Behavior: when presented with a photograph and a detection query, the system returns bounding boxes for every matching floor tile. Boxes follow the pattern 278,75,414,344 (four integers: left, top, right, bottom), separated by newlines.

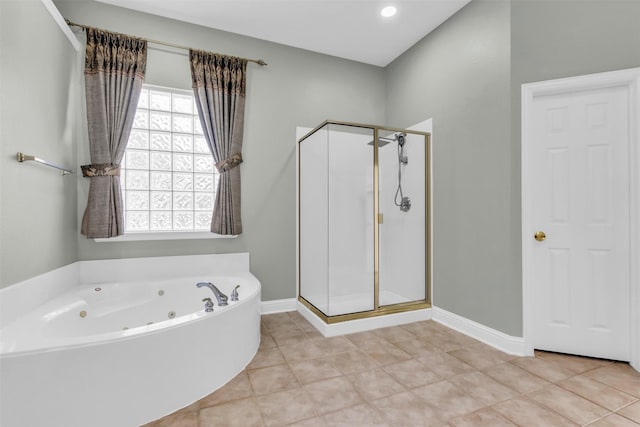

271,331,309,347
528,383,609,425
312,336,358,354
399,320,441,337
425,331,472,352
347,368,406,401
509,356,576,382
199,397,264,427
345,331,390,352
373,325,417,343
383,358,442,388
255,388,317,427
586,364,640,398
324,350,379,374
303,328,325,341
303,376,364,415
289,357,343,384
558,374,637,411
287,417,326,427
412,380,485,420
144,407,199,427
617,401,640,424
278,340,325,362
199,371,253,408
246,347,286,370
365,342,413,365
448,371,518,405
535,350,611,374
418,350,475,378
589,413,640,427
371,391,445,426
447,344,512,370
262,313,297,331
247,364,300,395
483,361,550,394
448,407,516,427
286,311,307,323
323,403,390,427
492,396,579,427
394,336,439,357
259,333,277,350
151,315,640,427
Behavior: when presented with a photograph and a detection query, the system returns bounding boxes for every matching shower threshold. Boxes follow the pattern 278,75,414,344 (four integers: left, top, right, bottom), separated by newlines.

308,290,413,317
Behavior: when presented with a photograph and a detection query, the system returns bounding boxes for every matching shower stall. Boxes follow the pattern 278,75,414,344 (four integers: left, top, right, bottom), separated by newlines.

298,120,431,324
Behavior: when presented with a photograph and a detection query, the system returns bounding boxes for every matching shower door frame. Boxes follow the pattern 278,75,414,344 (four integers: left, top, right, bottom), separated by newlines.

297,120,432,324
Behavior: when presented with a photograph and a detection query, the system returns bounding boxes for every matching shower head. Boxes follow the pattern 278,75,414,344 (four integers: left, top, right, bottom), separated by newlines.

367,134,403,148
397,133,406,147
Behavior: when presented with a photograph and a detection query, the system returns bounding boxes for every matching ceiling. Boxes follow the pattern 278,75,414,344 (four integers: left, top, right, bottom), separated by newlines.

95,0,472,67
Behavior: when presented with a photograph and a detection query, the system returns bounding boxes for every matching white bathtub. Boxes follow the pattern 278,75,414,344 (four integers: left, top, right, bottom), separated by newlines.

0,253,261,427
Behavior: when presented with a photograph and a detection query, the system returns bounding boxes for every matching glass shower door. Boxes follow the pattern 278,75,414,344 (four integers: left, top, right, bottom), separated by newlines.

326,124,375,316
377,131,427,306
299,123,375,317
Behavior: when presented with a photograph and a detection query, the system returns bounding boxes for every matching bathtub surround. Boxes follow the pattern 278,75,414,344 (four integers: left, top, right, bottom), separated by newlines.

190,50,247,235
81,27,147,238
0,253,261,427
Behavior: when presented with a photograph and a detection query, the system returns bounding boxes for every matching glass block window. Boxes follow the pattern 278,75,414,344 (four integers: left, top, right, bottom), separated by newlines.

121,85,218,233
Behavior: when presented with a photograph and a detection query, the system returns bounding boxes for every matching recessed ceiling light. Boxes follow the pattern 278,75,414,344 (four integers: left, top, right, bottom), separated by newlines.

380,6,397,18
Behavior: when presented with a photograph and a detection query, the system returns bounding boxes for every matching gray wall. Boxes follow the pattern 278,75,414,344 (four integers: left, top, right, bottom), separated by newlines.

385,0,517,335
510,0,640,293
0,0,79,287
386,0,640,336
53,0,386,300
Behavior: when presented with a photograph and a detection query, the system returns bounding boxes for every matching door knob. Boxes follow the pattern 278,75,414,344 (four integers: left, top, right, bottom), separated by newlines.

534,231,546,242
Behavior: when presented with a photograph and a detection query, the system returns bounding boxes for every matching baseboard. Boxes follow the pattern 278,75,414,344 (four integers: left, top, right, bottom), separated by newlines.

261,298,297,314
432,306,526,356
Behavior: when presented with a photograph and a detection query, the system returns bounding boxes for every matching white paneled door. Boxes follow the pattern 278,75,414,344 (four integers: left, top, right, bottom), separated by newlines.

527,85,631,361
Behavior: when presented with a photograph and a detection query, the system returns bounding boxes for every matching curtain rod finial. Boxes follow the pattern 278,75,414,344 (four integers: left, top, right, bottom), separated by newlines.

257,59,267,66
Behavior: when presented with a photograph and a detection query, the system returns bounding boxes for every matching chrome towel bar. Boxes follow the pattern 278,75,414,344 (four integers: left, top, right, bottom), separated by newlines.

16,152,73,175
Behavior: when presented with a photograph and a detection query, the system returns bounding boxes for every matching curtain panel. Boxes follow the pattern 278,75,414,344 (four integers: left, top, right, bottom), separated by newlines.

190,50,247,235
80,28,146,238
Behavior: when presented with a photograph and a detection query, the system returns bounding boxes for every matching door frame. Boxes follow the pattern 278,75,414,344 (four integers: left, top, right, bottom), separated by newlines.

521,67,640,371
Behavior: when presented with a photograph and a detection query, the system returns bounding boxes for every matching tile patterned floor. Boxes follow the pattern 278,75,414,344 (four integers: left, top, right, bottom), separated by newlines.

143,312,640,427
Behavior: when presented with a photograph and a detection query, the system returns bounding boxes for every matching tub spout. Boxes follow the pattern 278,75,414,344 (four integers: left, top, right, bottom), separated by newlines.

196,282,228,306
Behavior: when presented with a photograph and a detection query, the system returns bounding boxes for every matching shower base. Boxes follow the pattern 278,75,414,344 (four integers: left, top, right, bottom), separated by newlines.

297,291,431,337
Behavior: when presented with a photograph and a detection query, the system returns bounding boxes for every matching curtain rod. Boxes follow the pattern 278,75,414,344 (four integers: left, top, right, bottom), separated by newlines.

65,19,268,66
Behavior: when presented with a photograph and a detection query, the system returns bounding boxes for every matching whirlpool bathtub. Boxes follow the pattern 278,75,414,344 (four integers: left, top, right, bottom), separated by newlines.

0,253,261,427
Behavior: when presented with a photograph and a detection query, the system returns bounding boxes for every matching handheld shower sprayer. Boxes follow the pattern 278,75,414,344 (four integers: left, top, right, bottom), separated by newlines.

394,133,411,212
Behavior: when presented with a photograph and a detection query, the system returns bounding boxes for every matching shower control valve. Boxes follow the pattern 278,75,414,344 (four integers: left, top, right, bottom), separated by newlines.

400,197,411,212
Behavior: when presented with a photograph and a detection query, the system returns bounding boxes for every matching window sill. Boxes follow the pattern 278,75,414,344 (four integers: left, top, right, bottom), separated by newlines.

93,232,237,242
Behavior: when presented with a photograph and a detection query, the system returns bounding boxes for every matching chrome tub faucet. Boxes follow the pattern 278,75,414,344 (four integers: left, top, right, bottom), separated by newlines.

196,282,228,306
